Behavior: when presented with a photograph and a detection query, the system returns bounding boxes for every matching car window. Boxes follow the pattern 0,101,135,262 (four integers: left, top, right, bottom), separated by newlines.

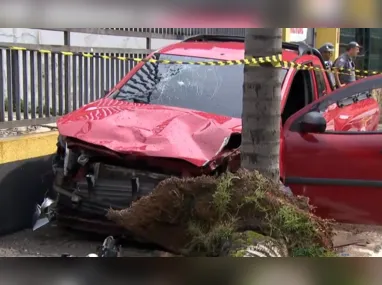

322,89,380,132
314,70,326,97
290,85,382,133
110,54,288,118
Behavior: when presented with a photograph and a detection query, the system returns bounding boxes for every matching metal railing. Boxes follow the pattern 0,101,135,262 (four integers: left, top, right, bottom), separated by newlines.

0,28,245,128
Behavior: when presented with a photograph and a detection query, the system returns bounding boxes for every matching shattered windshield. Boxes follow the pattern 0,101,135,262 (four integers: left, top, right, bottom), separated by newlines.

110,54,288,118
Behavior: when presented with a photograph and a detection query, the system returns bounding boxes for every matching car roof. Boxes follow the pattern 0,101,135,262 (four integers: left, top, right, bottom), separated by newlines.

158,41,300,62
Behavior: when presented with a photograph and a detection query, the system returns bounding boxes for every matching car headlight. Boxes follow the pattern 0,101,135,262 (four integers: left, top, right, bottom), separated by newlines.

58,135,67,149
63,143,70,176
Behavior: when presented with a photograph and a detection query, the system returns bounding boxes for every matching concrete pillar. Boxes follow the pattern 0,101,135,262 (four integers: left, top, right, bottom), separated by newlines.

282,28,290,42
315,28,340,61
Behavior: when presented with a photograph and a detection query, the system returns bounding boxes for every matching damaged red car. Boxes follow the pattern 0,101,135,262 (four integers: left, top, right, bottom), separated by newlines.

42,35,382,234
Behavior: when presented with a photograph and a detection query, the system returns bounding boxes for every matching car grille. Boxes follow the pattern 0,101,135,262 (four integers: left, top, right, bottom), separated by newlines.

57,163,172,218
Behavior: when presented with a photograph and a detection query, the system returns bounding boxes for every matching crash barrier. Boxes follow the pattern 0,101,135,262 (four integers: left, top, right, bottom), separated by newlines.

2,45,380,76
0,132,58,236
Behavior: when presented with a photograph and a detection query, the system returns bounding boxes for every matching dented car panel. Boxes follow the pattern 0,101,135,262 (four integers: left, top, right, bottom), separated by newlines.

57,98,241,168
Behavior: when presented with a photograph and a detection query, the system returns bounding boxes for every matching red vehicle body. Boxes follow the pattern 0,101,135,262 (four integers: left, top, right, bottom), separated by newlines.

51,35,382,233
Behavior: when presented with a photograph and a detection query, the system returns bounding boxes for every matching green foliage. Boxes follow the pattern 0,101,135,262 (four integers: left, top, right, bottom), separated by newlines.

292,246,337,257
4,97,54,115
186,217,237,257
272,204,316,245
212,174,236,219
4,97,29,113
185,173,239,256
230,249,247,257
184,170,333,257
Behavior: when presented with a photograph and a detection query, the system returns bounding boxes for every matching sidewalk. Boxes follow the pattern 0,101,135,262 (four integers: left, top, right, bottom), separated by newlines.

334,224,382,257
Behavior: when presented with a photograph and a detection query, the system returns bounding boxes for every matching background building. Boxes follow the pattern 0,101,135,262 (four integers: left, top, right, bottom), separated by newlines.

339,28,382,72
286,28,382,74
313,28,382,73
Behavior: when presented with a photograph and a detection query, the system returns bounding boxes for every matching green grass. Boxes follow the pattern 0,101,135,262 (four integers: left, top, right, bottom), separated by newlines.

292,246,337,257
183,170,334,257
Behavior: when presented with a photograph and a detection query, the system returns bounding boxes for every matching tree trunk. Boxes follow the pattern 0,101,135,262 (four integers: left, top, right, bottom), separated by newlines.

241,28,282,183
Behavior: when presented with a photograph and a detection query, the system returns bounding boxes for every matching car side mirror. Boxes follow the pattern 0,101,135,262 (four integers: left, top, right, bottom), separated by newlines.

300,111,326,133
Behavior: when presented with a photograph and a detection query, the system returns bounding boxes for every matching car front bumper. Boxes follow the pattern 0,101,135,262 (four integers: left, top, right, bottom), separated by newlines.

50,163,172,234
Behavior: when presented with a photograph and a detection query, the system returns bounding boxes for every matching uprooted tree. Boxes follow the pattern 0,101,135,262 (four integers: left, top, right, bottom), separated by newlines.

108,171,334,256
107,29,335,256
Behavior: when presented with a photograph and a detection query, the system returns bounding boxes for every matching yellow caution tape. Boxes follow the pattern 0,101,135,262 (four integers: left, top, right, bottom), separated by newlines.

0,45,375,78
4,45,282,67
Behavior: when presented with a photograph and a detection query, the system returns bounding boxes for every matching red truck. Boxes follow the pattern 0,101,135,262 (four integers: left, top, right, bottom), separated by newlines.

43,35,382,233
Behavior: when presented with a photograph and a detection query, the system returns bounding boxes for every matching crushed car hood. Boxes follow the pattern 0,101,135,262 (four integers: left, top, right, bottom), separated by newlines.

57,98,241,167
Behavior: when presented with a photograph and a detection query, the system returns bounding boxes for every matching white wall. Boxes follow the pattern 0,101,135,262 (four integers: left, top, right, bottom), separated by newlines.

0,28,181,115
0,28,180,49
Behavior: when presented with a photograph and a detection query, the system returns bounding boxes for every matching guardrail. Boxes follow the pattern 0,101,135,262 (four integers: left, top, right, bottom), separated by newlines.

0,28,246,128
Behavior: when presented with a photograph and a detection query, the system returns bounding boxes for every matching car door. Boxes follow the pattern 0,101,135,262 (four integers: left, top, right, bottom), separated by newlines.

282,75,382,225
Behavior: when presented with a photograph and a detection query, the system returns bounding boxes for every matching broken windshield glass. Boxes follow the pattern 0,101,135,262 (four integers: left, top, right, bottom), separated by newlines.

110,54,288,118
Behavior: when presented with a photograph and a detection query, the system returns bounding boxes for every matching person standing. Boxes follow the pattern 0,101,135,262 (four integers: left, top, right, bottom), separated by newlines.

333,41,361,88
318,43,336,87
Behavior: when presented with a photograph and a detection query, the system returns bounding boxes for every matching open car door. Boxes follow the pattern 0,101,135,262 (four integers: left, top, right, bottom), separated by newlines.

282,74,382,225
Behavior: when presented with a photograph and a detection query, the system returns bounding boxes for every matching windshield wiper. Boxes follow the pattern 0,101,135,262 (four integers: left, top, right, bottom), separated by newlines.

109,89,150,104
131,98,149,104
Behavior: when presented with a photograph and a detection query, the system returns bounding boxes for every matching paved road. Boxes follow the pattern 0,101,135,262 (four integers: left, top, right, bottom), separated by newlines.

2,221,382,257
0,223,163,257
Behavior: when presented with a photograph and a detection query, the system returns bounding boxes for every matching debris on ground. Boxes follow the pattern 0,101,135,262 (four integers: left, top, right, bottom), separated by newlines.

0,126,39,138
0,224,171,257
108,169,335,257
61,236,122,257
333,224,382,257
0,124,57,138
